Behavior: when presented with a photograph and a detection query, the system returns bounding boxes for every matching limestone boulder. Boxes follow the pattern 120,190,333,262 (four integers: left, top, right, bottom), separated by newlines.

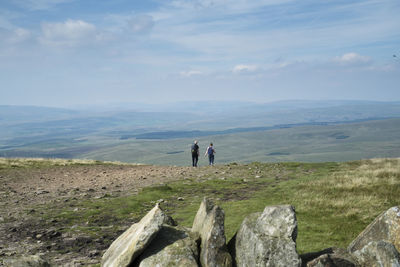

192,197,232,267
304,247,357,267
2,255,50,267
351,240,400,267
348,206,400,253
231,205,301,267
101,204,166,267
135,225,200,267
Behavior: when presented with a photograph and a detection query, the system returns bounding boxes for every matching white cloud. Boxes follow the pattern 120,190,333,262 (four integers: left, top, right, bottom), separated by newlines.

129,15,154,33
334,53,371,64
179,70,203,77
233,64,258,74
39,19,98,46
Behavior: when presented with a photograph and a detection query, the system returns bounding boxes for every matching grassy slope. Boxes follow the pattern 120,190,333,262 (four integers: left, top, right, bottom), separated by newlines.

3,157,399,255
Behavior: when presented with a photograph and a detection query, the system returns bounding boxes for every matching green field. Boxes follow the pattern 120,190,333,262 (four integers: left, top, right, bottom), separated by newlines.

1,118,400,166
1,101,400,166
78,118,400,165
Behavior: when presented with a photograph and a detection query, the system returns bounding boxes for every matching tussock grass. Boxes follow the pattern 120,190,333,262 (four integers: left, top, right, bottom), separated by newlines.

289,158,400,252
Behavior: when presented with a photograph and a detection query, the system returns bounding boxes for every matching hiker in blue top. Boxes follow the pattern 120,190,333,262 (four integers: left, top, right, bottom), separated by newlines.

204,143,215,166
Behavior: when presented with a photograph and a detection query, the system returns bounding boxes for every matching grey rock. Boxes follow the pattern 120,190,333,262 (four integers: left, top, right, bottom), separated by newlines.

352,240,400,267
231,205,301,267
304,247,357,267
101,204,166,267
135,225,200,267
2,255,50,267
192,197,232,267
348,206,400,253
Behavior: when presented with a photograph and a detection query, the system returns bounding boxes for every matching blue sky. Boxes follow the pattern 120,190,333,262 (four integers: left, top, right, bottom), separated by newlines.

1,0,399,107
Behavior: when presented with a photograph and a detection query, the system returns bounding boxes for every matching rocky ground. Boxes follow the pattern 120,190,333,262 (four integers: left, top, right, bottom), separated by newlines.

0,163,206,266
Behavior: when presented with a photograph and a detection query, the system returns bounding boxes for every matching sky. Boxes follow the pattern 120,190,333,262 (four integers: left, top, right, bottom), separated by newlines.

0,0,400,107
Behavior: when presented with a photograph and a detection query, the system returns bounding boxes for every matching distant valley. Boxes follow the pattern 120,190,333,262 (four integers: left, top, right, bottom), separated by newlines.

1,100,400,165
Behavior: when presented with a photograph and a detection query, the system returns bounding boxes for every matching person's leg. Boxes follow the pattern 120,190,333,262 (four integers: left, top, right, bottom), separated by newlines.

211,155,214,165
194,154,198,167
192,154,195,166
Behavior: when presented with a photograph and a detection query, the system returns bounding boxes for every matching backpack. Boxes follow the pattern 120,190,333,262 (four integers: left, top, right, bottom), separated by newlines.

207,146,214,155
191,144,198,154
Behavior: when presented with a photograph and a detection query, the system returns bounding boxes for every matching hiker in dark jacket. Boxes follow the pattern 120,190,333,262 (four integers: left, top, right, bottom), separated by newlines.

204,143,215,166
191,140,199,167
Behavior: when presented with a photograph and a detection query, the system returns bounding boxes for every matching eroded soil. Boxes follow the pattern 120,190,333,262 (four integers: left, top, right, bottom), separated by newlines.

0,164,202,266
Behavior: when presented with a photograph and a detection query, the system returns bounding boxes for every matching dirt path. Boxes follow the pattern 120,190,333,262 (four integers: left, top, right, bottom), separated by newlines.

0,164,202,266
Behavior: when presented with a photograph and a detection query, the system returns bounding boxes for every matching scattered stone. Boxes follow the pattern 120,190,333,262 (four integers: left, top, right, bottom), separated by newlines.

348,206,400,253
230,205,301,267
177,197,184,201
101,204,166,267
192,197,232,267
35,190,49,195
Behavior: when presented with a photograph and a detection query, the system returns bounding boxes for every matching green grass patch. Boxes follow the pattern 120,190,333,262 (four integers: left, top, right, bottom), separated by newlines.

34,159,400,254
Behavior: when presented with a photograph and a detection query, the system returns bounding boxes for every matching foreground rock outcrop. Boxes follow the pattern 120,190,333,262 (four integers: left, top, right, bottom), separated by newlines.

347,206,400,267
229,205,301,267
304,247,357,267
101,204,166,267
352,240,400,267
100,201,400,267
135,225,199,267
192,197,232,267
348,206,400,253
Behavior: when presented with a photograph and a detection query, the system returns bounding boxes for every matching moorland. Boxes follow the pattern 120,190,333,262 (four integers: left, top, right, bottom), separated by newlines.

0,157,399,265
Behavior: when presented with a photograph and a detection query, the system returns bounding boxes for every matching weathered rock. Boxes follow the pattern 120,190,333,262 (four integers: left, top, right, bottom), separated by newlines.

2,255,50,267
192,197,232,267
135,225,200,267
352,240,400,267
231,205,301,267
348,206,400,253
101,204,166,267
304,247,357,267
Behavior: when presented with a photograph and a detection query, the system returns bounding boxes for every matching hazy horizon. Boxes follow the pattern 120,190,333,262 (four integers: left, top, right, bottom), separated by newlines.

1,0,400,107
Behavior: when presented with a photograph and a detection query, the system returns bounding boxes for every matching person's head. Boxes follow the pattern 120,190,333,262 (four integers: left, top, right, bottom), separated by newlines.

194,140,198,144
210,143,213,146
